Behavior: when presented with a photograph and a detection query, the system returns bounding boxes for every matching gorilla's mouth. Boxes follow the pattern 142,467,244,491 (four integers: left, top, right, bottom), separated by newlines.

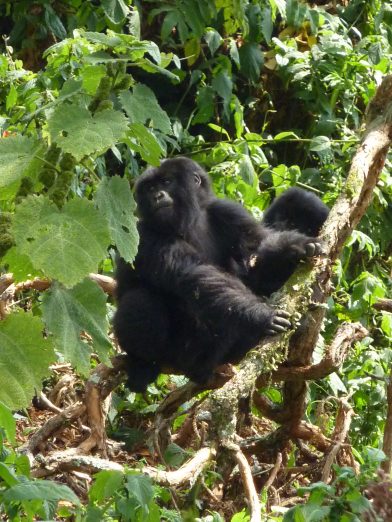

153,201,173,211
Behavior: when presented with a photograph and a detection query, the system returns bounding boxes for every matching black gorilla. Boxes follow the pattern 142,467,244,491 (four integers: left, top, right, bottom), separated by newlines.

114,157,329,392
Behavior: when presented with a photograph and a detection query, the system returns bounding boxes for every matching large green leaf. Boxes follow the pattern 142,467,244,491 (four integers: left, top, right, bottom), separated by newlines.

95,176,139,263
0,313,55,409
12,196,110,287
120,84,172,134
125,472,154,508
42,279,111,374
238,42,264,84
0,135,40,190
126,123,164,166
47,103,128,161
89,470,124,502
3,480,80,504
102,0,129,24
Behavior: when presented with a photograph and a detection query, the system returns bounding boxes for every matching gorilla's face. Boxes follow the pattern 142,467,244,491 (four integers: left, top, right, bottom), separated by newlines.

135,157,213,229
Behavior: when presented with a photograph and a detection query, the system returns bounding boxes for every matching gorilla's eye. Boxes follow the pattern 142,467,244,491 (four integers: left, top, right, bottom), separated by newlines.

162,178,172,186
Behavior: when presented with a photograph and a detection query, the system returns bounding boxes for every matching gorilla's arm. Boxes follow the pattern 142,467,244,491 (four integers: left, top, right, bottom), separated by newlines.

207,195,326,297
136,233,290,335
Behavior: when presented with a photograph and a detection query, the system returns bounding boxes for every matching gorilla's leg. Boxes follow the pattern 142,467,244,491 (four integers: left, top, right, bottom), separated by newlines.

113,288,170,392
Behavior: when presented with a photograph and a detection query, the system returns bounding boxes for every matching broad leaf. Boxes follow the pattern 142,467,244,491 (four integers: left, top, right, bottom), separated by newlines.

238,42,264,84
89,470,124,502
95,176,139,263
42,279,111,374
0,313,54,409
3,480,80,505
0,402,16,443
204,28,222,55
0,135,40,190
126,123,164,166
102,0,129,24
125,472,154,508
12,196,110,287
120,84,172,134
47,103,128,161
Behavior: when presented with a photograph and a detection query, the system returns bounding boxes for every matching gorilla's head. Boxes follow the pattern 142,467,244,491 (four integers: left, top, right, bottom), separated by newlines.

135,157,213,230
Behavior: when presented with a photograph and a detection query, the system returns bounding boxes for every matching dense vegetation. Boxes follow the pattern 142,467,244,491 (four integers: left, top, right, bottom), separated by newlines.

0,0,391,520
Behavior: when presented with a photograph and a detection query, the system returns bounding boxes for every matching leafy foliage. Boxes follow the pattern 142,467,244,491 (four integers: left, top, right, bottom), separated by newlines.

0,0,391,518
0,313,54,409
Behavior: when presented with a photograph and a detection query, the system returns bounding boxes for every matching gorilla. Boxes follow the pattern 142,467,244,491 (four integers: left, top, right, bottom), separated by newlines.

114,157,329,392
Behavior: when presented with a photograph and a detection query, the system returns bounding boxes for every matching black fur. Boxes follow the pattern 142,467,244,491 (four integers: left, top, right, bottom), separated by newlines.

114,158,329,392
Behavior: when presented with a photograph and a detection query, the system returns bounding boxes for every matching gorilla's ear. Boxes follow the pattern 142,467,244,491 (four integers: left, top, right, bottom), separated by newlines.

193,172,202,186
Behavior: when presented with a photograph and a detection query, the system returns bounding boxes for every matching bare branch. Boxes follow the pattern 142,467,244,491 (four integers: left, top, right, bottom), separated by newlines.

321,398,355,482
234,447,262,522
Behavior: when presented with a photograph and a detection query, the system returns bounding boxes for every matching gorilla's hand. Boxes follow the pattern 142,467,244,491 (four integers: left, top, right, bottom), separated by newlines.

265,309,291,335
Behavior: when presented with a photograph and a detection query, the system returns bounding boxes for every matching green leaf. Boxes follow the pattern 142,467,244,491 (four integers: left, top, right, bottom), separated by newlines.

126,123,164,166
161,10,179,40
163,443,188,468
0,135,40,190
0,312,55,409
44,5,67,40
238,155,256,186
274,131,299,140
204,28,222,55
211,70,233,117
89,470,124,502
47,103,128,161
42,279,111,374
381,312,392,337
2,246,39,282
95,176,139,263
3,480,80,505
6,84,17,111
309,136,331,152
184,37,201,66
12,196,110,287
120,84,172,134
193,86,215,124
0,462,19,486
238,42,264,84
102,0,129,24
125,472,154,508
81,65,107,95
261,7,273,43
231,510,250,522
0,402,16,443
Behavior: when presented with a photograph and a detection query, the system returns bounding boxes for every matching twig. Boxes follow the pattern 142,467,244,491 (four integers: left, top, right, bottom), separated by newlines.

2,273,116,297
382,365,392,474
321,397,355,482
262,452,282,493
19,402,86,461
37,391,62,413
233,446,261,522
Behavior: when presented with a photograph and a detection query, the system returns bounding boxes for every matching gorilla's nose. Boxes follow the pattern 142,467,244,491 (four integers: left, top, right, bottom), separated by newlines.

155,191,165,201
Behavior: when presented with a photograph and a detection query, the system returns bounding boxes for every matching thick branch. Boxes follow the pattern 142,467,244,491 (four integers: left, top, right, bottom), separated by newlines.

33,446,216,487
205,74,392,445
